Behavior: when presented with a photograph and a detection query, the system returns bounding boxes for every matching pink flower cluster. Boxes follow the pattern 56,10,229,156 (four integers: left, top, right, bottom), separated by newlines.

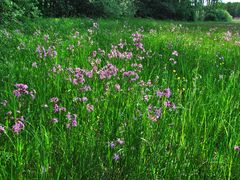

108,45,133,59
50,97,66,113
91,48,106,58
67,67,93,85
66,112,78,128
13,84,34,98
98,63,118,80
172,50,179,57
122,71,139,82
49,97,82,127
118,39,127,49
109,138,125,161
73,97,88,102
52,64,63,73
224,31,232,41
67,44,75,52
86,104,94,112
44,34,49,42
1,100,8,106
168,51,179,64
109,138,125,149
36,45,57,59
115,84,121,92
12,120,25,134
80,85,92,92
3,109,26,134
0,125,5,134
131,63,143,72
156,88,171,98
164,101,176,109
139,80,153,87
234,146,240,152
132,32,145,51
148,105,162,121
145,87,176,122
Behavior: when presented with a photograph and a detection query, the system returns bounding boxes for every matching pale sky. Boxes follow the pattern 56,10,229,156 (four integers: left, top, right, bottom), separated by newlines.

222,0,240,2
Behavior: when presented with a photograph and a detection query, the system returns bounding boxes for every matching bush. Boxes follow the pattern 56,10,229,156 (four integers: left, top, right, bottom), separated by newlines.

136,1,176,19
204,12,217,21
175,4,195,21
223,2,240,18
0,0,40,24
92,0,136,18
215,9,232,22
194,9,205,21
204,9,232,22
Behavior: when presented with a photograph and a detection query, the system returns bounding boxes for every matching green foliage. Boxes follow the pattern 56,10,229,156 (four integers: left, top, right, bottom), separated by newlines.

204,12,218,21
90,0,137,18
175,1,196,21
93,0,136,18
204,9,232,22
0,0,17,23
215,9,233,22
37,0,136,18
136,0,176,19
0,0,40,24
223,2,240,18
0,0,237,23
136,0,197,21
194,9,205,21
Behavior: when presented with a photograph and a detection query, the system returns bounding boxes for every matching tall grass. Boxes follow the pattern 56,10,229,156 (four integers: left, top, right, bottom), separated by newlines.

0,18,240,179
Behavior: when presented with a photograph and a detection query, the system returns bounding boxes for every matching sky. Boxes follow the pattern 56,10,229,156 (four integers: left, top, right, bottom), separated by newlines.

222,0,240,2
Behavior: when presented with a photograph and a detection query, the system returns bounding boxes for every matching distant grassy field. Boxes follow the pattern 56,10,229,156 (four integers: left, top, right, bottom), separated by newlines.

233,18,240,23
0,18,240,179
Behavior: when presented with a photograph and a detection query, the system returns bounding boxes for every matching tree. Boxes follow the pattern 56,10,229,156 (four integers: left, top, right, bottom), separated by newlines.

0,0,40,24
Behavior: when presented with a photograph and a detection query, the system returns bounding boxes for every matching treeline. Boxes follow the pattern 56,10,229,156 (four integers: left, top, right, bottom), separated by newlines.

223,2,240,18
0,0,235,24
35,0,224,20
37,0,195,20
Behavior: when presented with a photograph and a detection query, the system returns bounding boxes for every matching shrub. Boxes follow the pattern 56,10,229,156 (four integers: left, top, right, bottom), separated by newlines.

0,0,40,24
92,0,136,18
194,9,205,21
142,1,177,19
204,9,232,22
204,12,217,21
215,9,232,22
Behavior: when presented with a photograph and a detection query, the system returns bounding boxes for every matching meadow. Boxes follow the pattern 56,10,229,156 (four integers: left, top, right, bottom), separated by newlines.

0,18,240,179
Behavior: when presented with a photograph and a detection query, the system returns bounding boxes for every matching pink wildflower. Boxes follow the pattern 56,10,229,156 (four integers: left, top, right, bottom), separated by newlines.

113,153,120,161
109,141,115,149
155,108,162,119
32,62,37,68
86,104,94,112
0,125,5,134
117,138,125,145
54,104,59,113
1,100,7,106
52,118,58,123
172,51,179,56
12,121,24,134
115,84,121,91
156,90,164,97
234,146,240,151
144,95,149,102
50,97,59,103
164,88,171,98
